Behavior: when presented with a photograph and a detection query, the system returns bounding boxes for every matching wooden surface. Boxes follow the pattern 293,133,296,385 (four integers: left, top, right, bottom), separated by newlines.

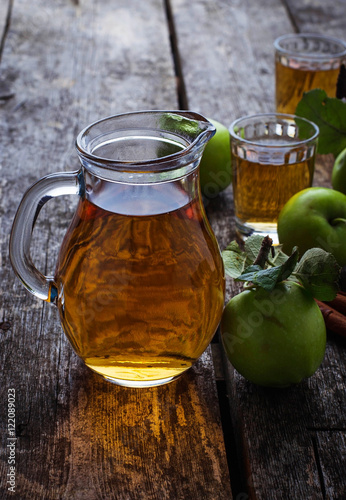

1,0,345,499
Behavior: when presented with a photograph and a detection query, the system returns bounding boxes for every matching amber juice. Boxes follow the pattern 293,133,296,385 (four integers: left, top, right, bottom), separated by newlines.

275,59,340,114
55,181,225,385
232,154,314,235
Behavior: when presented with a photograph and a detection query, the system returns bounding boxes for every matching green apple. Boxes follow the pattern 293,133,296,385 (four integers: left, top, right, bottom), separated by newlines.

199,119,232,197
277,187,346,267
332,147,346,194
221,281,326,388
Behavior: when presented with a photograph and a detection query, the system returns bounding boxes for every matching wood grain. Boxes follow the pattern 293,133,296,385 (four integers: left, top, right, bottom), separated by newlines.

2,349,231,499
315,430,346,499
171,0,293,122
0,0,232,498
285,0,346,38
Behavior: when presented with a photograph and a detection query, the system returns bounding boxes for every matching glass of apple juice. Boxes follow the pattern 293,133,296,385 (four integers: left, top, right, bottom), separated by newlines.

229,113,319,244
274,33,346,114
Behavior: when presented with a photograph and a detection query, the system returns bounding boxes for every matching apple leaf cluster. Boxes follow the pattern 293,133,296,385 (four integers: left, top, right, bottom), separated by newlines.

222,235,290,278
222,235,341,301
295,89,346,157
234,248,299,291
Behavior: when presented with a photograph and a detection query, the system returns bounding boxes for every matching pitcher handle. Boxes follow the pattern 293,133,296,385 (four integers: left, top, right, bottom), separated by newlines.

9,170,82,303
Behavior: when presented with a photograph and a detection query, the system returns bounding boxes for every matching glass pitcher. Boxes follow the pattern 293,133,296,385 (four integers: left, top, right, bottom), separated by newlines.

9,111,225,387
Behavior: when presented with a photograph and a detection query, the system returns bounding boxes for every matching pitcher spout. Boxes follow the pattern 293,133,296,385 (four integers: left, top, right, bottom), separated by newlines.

158,110,216,150
76,110,216,180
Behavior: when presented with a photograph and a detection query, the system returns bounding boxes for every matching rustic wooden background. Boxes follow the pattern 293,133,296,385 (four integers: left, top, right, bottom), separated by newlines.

1,0,345,499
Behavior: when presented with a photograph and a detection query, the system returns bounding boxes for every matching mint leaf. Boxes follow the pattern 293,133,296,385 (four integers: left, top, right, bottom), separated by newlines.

294,248,341,301
235,248,299,291
295,89,346,157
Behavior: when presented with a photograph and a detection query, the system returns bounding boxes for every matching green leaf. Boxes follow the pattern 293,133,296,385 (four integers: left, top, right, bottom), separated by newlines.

294,248,341,301
235,248,299,291
295,89,346,157
267,244,290,266
244,234,267,262
222,236,293,281
224,240,242,253
222,241,251,279
275,246,299,281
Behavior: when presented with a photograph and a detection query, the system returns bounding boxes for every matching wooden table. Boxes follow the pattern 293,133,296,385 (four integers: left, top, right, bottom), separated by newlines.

1,1,345,498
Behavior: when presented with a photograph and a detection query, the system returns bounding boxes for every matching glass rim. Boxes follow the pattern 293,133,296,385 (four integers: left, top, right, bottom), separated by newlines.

274,33,346,59
75,110,215,172
229,113,319,148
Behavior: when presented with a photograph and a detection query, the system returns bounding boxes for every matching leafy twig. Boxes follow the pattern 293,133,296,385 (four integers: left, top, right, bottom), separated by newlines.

222,235,341,300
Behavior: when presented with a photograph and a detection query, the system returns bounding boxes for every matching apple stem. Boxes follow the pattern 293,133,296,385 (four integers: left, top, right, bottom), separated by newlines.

253,235,273,269
331,217,346,225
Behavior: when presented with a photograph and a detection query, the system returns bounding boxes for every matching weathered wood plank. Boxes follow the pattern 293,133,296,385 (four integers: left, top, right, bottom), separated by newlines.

171,0,294,122
0,0,13,100
222,357,323,499
3,347,231,499
172,0,346,498
221,338,346,500
285,0,346,39
315,430,346,499
306,336,346,430
0,0,232,498
0,0,11,51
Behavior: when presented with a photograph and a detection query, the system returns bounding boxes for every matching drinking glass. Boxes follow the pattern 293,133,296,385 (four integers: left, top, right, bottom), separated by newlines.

229,113,319,243
275,33,346,114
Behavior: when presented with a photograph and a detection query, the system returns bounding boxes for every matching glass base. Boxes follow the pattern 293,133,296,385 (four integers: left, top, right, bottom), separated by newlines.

94,370,184,388
235,218,279,245
86,360,190,388
88,366,187,389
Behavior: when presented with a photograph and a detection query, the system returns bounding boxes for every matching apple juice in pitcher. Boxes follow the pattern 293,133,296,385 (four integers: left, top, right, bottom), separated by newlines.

55,175,225,384
9,111,226,387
